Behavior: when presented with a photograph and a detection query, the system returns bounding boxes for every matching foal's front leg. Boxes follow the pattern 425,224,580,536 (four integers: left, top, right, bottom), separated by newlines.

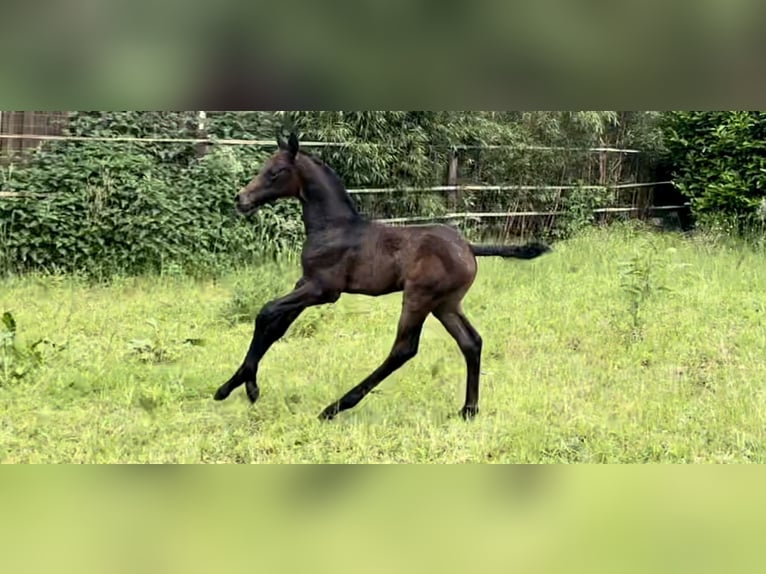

214,278,336,403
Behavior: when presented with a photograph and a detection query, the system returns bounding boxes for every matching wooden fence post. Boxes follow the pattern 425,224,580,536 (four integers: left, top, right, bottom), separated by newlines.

447,147,459,209
194,111,210,158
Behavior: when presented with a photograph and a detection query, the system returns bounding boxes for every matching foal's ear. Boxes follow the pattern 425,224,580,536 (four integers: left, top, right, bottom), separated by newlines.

287,132,300,160
276,129,288,150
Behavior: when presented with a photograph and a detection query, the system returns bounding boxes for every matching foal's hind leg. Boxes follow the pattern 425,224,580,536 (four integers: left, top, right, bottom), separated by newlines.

214,278,336,403
318,296,430,421
433,304,483,420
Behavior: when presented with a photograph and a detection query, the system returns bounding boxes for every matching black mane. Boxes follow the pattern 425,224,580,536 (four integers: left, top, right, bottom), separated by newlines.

300,151,363,218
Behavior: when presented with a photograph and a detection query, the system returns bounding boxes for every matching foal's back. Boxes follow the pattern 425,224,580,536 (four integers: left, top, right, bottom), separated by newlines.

343,222,477,297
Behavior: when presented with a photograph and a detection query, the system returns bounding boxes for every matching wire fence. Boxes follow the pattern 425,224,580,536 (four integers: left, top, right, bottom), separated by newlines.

0,112,69,157
0,132,644,154
0,115,687,232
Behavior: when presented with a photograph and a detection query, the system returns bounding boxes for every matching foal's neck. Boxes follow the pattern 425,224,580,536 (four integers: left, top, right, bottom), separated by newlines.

297,155,363,235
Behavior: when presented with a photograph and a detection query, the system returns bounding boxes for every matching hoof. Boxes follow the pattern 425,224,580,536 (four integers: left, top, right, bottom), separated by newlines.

318,405,339,421
460,405,479,420
213,387,230,401
245,383,260,404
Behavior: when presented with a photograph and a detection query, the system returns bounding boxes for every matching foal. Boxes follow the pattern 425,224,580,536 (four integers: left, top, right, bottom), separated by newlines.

214,133,551,420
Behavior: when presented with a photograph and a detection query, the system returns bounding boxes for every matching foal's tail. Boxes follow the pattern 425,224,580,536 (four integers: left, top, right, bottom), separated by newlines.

470,241,552,260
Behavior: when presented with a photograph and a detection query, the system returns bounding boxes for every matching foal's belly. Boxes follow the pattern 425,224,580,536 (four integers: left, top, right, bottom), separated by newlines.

344,259,403,296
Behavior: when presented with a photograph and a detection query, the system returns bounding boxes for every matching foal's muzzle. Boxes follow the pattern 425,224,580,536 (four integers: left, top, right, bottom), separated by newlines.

234,193,257,216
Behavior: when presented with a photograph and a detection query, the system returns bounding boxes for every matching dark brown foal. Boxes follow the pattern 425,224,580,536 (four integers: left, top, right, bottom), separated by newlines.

214,132,551,420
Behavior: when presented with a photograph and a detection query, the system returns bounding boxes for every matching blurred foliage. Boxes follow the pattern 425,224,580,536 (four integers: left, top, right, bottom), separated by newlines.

662,111,766,233
0,111,665,277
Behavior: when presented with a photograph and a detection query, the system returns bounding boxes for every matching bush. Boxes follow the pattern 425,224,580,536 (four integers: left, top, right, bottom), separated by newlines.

0,115,299,277
663,111,766,228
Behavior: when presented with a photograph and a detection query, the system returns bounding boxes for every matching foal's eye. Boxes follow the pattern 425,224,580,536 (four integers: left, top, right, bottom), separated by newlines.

270,168,287,181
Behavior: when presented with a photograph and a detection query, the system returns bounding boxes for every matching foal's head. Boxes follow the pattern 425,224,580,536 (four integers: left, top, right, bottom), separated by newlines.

235,132,303,215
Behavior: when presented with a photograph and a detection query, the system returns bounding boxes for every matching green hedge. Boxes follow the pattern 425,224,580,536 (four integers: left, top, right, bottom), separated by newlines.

663,111,766,226
0,112,301,277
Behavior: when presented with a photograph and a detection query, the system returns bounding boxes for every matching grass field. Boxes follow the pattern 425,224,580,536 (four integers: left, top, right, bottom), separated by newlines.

2,224,766,463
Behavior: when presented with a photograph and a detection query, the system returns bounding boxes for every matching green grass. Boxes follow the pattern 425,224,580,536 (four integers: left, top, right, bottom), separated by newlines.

2,224,766,463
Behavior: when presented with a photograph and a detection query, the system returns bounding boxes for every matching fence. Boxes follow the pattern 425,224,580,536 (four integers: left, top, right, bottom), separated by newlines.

0,112,68,159
0,118,689,232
